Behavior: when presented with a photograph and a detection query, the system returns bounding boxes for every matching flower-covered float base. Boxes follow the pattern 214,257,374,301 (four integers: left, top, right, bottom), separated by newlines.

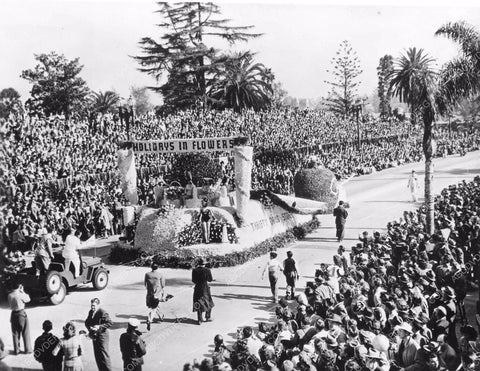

133,191,328,259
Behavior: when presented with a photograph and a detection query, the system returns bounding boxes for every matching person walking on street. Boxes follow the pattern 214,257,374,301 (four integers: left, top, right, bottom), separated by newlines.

333,200,348,242
407,169,420,202
283,251,299,300
144,263,165,331
262,251,283,303
34,320,62,371
85,298,112,371
8,282,32,355
119,319,146,371
192,258,215,325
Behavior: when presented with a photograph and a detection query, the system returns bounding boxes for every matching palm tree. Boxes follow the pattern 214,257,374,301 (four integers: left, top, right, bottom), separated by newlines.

90,91,120,114
436,21,480,302
435,22,480,104
389,47,438,234
209,52,273,112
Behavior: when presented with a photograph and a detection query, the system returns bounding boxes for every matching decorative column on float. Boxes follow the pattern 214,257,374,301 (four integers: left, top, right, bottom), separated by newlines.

233,145,253,225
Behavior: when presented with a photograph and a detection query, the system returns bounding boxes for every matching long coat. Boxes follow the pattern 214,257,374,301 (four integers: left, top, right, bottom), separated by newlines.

85,308,113,371
192,266,214,312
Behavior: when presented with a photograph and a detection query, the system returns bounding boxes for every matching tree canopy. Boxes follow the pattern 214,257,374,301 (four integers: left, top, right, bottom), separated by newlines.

325,40,363,117
21,52,89,118
377,55,394,117
209,52,273,112
0,88,22,119
134,2,262,112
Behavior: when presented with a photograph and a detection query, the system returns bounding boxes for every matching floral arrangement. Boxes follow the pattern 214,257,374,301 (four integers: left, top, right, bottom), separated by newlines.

259,193,274,209
176,211,239,246
209,220,238,244
165,186,185,200
177,211,203,247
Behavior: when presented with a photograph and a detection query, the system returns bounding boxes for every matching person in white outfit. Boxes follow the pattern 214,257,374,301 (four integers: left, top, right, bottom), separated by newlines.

407,170,420,202
63,228,81,278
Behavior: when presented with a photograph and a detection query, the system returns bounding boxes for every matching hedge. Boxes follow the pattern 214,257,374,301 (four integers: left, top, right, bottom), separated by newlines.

109,218,320,269
293,168,338,210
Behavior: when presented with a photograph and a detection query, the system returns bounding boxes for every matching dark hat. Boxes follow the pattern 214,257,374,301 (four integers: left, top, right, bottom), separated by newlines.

325,334,339,348
414,312,429,326
362,307,374,319
327,313,343,324
422,341,441,354
197,258,205,266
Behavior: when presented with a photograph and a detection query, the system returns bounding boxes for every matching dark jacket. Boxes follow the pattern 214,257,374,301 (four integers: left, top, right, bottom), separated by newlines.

119,330,146,365
85,308,112,341
34,332,62,370
333,206,348,224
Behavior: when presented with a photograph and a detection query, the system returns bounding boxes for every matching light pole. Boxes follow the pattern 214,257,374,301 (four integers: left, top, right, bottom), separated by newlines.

353,100,362,150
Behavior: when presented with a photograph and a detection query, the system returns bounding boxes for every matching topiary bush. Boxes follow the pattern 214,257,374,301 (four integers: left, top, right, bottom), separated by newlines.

294,168,339,211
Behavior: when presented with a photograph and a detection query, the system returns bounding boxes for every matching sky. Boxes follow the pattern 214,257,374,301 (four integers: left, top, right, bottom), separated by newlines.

2,0,480,105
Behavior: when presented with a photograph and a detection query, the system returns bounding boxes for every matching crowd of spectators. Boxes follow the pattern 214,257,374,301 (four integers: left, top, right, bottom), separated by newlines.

183,176,480,371
1,107,480,253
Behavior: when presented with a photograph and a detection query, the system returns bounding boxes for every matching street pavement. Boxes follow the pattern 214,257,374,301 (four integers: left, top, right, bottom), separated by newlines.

1,151,479,371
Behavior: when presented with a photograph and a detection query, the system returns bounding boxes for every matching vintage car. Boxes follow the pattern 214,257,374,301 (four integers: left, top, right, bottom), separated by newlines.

3,251,109,305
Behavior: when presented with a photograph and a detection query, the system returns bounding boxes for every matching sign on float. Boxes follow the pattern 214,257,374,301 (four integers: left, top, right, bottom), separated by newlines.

130,137,236,154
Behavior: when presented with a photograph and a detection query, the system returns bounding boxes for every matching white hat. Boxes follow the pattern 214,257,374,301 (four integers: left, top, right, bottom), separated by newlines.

395,322,413,334
128,318,140,328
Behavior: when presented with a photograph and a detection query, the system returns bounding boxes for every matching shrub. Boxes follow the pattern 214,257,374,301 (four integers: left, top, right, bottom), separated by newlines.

294,168,338,210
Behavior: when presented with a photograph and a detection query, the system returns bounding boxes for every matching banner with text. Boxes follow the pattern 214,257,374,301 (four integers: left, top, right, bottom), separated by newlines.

131,137,236,154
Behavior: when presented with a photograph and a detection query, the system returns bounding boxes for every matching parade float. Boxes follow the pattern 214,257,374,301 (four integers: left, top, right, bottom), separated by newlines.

113,137,345,267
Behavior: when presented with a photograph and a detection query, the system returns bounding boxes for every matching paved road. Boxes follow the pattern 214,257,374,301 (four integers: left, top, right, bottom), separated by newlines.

1,151,479,371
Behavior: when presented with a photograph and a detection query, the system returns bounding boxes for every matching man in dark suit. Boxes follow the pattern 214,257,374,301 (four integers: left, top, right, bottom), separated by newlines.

33,320,62,371
333,200,348,242
85,298,113,371
192,258,214,325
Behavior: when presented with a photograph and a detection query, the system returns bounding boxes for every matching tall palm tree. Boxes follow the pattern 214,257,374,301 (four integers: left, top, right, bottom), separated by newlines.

436,21,480,301
389,48,438,234
209,52,273,112
90,91,120,114
435,21,480,111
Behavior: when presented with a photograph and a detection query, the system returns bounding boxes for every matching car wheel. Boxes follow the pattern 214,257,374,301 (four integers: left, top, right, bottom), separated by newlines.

92,269,109,290
45,271,62,294
49,282,66,305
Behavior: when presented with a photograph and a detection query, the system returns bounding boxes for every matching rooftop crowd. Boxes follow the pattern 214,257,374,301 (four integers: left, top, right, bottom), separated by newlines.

1,107,480,253
183,176,480,371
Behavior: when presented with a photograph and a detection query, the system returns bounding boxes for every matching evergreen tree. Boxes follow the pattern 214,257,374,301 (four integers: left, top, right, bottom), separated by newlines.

21,52,89,118
134,2,261,112
325,40,363,117
377,55,394,117
0,88,22,119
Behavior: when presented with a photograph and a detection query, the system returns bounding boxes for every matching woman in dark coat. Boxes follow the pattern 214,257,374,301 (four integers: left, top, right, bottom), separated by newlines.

192,258,214,325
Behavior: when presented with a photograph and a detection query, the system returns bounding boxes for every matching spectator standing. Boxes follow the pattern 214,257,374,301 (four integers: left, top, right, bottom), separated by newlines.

119,318,146,371
407,170,420,202
85,298,112,371
0,337,12,371
52,322,84,371
394,322,419,368
34,230,54,276
283,251,299,300
144,263,165,331
333,200,348,242
63,228,81,278
34,320,62,371
262,251,284,303
192,258,214,325
8,282,32,355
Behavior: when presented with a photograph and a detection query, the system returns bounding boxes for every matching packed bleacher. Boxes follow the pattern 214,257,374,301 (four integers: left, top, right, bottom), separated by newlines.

183,177,480,371
1,107,480,254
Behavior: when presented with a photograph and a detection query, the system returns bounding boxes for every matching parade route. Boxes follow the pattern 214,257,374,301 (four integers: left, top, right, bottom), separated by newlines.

2,150,479,371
